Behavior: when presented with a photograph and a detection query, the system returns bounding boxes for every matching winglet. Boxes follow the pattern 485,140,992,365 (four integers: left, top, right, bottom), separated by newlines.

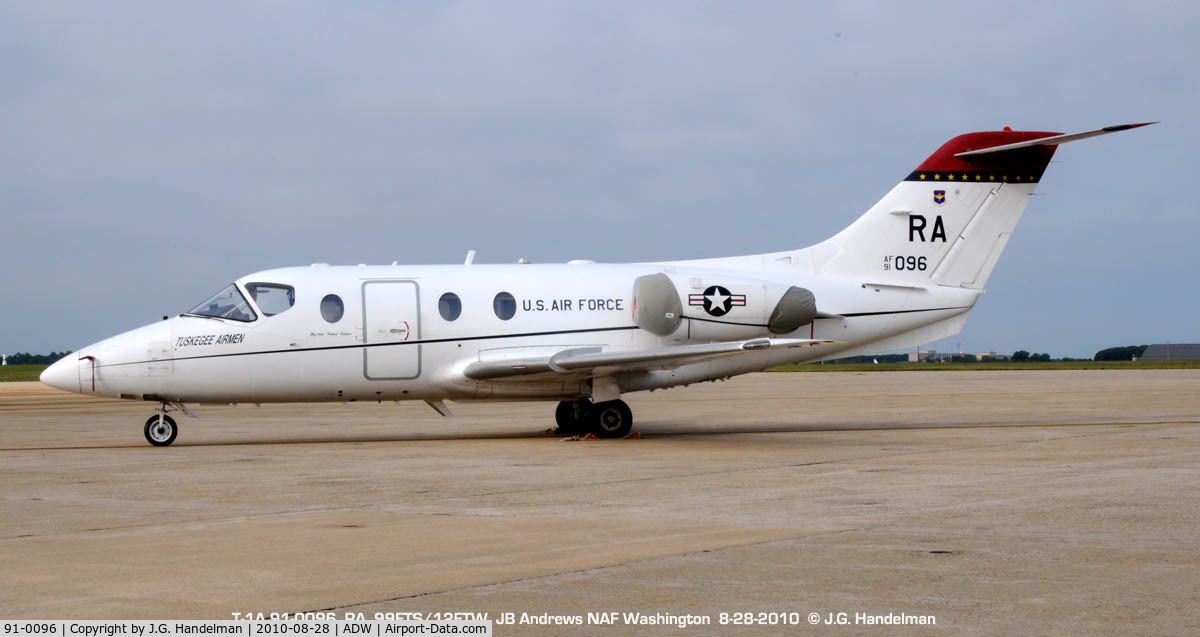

954,122,1157,158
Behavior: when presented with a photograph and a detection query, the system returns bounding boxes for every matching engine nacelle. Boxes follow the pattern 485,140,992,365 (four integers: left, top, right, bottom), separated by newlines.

632,272,818,342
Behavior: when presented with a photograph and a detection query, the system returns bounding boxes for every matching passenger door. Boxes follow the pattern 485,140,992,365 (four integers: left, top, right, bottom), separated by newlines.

362,280,421,379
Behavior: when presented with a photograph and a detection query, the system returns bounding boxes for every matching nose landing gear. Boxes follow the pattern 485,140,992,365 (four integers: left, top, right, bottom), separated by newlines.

144,414,177,446
554,399,633,439
143,402,196,446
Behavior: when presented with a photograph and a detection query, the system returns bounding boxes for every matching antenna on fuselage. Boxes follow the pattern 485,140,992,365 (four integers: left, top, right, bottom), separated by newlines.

464,250,476,265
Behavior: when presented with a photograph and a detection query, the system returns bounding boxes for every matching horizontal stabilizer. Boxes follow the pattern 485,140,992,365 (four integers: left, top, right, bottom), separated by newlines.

954,122,1157,158
464,337,839,381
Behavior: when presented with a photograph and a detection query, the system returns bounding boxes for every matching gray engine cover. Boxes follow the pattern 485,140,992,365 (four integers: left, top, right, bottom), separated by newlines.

631,273,683,336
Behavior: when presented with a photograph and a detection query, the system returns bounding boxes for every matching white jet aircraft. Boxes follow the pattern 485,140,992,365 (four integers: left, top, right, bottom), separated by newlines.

41,123,1153,445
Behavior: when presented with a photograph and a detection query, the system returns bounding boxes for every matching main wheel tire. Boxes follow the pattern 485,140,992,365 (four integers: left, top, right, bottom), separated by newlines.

555,400,588,435
589,399,633,439
144,414,178,446
555,401,573,428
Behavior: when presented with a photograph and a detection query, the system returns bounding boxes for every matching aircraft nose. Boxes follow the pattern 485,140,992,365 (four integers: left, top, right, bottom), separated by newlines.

40,356,79,393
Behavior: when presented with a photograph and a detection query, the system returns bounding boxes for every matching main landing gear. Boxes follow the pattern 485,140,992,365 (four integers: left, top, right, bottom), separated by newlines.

555,399,633,439
143,402,196,446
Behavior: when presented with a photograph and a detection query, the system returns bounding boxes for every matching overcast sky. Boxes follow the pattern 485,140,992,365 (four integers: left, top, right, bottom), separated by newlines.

3,1,1196,358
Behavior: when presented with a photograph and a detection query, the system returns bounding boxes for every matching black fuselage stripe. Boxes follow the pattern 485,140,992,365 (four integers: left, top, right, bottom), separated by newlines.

687,316,770,328
838,306,971,318
99,325,641,369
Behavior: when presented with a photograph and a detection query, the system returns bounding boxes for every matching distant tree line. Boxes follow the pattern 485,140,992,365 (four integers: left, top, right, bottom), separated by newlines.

4,352,71,364
824,354,910,364
1093,345,1148,361
810,348,1140,364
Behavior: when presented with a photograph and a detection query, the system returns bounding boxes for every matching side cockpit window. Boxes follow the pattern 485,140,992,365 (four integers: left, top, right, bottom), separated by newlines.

245,283,296,317
184,284,258,322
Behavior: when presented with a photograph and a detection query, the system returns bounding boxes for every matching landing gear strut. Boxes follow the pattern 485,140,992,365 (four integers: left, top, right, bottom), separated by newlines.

143,402,196,446
554,399,633,439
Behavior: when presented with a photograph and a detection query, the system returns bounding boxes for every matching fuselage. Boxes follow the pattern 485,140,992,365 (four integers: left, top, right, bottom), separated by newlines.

40,259,979,404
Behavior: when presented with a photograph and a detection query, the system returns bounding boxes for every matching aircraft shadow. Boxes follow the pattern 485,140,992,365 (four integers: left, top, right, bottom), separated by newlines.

3,418,1141,451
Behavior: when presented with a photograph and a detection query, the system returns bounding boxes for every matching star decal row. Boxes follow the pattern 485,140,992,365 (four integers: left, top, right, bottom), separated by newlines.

914,172,1039,182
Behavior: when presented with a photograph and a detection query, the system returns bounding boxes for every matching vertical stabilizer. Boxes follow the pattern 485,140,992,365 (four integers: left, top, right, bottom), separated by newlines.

806,123,1155,289
809,129,1060,289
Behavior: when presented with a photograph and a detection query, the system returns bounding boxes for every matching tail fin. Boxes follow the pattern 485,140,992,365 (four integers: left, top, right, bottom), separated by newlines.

808,123,1155,289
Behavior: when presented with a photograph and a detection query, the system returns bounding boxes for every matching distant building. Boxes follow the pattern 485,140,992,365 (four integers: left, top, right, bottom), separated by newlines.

1140,344,1200,361
907,352,955,362
909,350,958,362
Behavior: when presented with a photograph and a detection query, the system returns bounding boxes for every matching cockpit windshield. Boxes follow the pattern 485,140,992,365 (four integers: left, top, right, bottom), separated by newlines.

184,284,258,322
245,283,295,317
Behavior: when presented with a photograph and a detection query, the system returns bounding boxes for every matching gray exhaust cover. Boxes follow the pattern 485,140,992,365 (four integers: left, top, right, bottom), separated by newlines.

768,286,817,334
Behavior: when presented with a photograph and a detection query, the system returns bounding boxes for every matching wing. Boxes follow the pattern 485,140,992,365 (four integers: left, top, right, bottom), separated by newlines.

463,337,840,381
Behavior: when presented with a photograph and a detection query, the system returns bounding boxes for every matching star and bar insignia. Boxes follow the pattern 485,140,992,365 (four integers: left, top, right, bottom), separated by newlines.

688,285,746,317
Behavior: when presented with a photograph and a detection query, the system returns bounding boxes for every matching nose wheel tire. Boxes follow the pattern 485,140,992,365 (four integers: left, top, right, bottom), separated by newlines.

589,399,633,439
144,415,178,446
